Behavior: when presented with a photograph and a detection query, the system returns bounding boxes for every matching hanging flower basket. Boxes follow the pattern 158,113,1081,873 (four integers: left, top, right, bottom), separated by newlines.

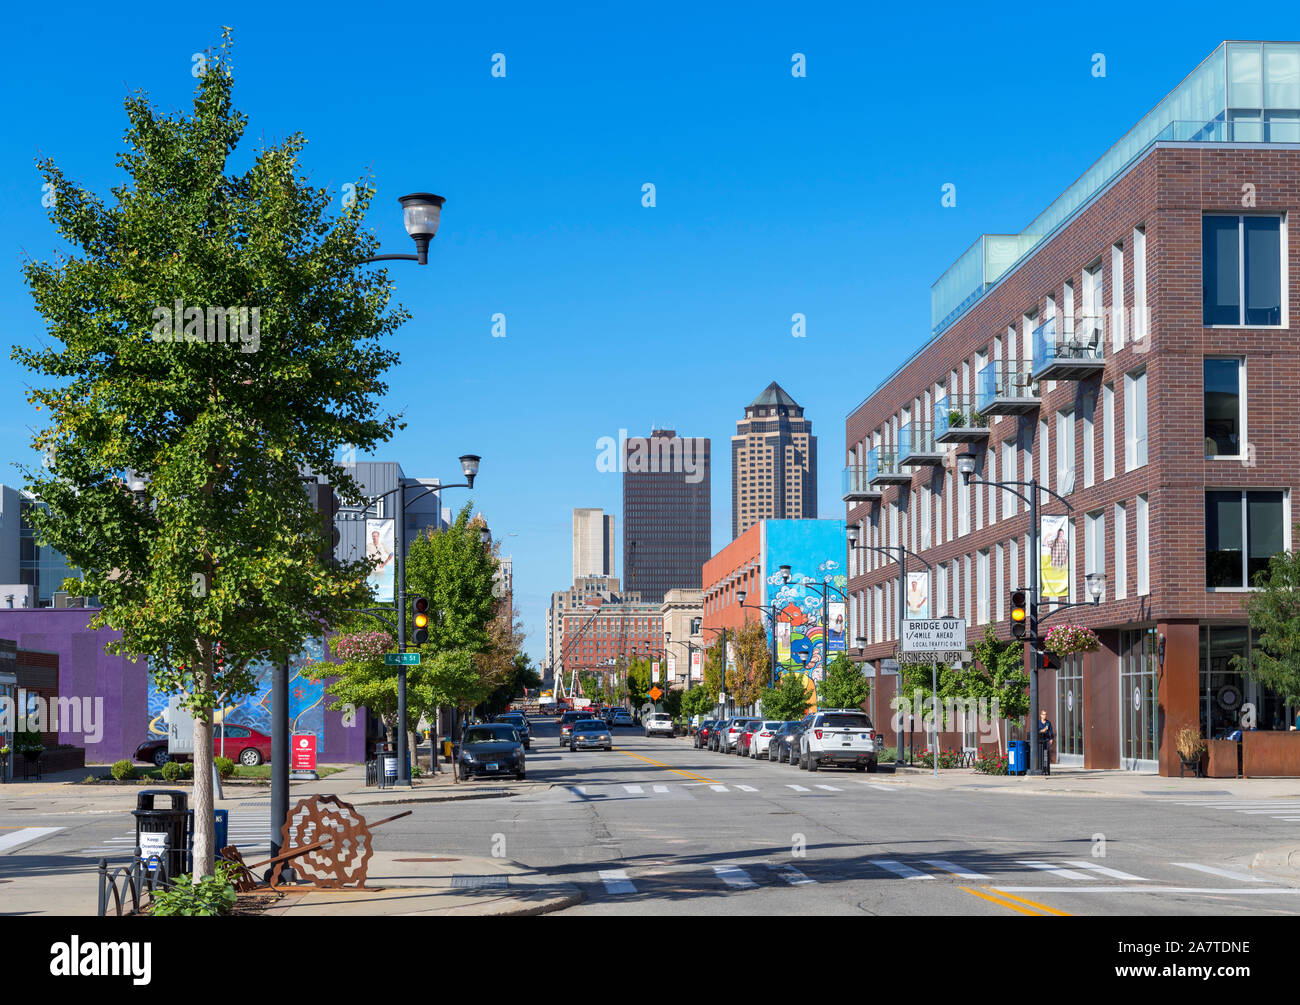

1043,624,1101,657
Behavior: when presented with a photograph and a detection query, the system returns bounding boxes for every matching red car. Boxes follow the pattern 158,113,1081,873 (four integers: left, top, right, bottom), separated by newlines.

736,722,761,756
134,724,274,768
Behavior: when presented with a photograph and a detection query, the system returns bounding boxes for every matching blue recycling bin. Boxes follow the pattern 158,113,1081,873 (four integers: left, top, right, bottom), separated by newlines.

189,808,229,860
1008,740,1028,775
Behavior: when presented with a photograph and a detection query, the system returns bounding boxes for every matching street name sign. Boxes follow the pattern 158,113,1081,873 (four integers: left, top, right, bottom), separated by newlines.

384,653,421,666
901,618,966,653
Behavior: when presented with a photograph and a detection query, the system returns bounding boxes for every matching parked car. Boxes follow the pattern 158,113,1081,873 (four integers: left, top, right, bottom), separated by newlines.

569,718,614,751
558,710,588,747
458,723,526,780
493,712,531,749
721,718,760,753
798,709,879,772
644,712,675,738
747,721,786,759
611,708,635,728
134,724,273,768
736,721,761,756
708,717,732,751
694,719,717,749
770,721,802,764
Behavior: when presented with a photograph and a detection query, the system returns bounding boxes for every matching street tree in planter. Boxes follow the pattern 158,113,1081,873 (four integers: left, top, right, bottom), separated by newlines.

759,671,813,721
15,34,401,873
1234,526,1300,709
820,653,871,710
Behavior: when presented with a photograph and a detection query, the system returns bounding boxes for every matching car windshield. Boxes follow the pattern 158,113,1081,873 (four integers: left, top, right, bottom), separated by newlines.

820,713,872,728
576,720,606,729
465,727,515,743
763,722,783,730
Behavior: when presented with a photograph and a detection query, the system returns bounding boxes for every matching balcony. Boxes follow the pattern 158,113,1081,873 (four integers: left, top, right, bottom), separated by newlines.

934,396,990,444
1032,315,1105,381
899,422,945,466
976,358,1040,416
867,446,911,486
842,465,882,504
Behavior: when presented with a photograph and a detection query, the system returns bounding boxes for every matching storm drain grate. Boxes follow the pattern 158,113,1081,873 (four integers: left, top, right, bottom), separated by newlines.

451,874,509,889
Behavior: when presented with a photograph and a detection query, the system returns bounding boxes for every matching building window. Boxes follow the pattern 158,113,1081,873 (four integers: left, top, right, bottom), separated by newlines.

1103,382,1115,480
977,549,989,625
1202,215,1284,326
1056,408,1075,495
1133,226,1148,342
1082,392,1095,489
1204,358,1245,458
1111,242,1125,351
1124,369,1148,471
1085,511,1106,595
936,563,947,618
1136,494,1150,596
1205,489,1286,588
1114,501,1128,600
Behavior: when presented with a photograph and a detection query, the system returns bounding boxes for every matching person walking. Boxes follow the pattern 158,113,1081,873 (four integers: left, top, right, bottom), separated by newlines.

1038,709,1055,776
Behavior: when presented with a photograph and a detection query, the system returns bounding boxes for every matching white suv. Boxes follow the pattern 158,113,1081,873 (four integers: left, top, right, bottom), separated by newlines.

799,709,879,772
644,712,675,738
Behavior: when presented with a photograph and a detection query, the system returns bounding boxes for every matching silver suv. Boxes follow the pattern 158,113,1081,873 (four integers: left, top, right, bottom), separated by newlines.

644,712,675,738
798,709,879,772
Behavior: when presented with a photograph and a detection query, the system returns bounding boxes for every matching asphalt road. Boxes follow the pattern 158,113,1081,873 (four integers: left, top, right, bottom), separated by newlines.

398,717,1300,917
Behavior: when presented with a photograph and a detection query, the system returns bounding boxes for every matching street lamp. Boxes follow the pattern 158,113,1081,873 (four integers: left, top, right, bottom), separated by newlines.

956,449,1096,775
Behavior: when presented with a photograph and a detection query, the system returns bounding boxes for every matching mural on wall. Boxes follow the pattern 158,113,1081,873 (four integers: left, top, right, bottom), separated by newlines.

147,637,328,751
763,520,848,688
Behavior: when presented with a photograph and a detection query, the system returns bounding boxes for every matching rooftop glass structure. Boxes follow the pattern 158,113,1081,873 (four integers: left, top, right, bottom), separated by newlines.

928,41,1300,339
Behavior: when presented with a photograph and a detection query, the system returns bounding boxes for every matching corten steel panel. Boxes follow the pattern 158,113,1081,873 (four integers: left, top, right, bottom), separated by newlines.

1158,622,1201,777
1084,632,1120,769
1037,665,1057,768
1243,731,1300,777
1206,739,1240,778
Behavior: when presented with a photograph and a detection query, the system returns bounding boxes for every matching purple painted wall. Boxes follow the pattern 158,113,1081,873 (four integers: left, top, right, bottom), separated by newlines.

0,609,366,764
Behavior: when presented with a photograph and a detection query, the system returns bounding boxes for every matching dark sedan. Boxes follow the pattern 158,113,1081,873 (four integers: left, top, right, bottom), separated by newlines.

694,719,717,749
458,724,526,781
493,712,532,749
772,721,804,764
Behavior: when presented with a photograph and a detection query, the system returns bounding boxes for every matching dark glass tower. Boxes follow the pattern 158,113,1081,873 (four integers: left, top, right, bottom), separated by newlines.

622,429,711,603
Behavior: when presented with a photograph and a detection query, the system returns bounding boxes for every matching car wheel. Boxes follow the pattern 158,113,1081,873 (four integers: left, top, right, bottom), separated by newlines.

153,748,170,768
516,771,526,781
807,752,819,772
239,748,263,767
798,749,807,770
459,765,471,781
854,764,867,772
867,760,878,773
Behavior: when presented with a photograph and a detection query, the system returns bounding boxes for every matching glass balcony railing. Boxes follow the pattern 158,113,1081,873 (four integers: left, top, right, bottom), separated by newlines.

899,422,942,464
842,465,881,501
976,358,1040,415
934,396,989,443
866,446,908,484
1032,315,1106,380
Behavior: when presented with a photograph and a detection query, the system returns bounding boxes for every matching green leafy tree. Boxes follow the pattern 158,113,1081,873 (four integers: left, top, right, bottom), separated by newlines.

680,685,713,720
16,34,400,874
1233,530,1300,707
820,653,871,710
732,619,774,709
759,671,812,720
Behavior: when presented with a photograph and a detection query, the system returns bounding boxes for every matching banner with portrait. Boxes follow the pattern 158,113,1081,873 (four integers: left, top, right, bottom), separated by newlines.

905,571,930,620
775,620,792,664
365,518,395,602
826,602,846,652
1040,514,1070,599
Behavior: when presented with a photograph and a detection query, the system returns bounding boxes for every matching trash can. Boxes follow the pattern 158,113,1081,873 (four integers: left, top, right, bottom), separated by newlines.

133,789,190,878
380,752,398,789
1008,740,1028,776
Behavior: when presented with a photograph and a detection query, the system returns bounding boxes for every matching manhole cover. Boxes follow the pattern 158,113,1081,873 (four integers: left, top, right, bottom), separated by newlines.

395,857,460,862
451,874,509,889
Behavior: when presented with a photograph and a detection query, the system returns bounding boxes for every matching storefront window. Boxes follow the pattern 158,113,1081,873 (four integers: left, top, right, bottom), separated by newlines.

1120,628,1159,769
1200,625,1296,737
1056,653,1085,760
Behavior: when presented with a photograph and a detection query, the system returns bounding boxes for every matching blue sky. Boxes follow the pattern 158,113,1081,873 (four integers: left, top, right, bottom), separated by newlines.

1,3,1292,663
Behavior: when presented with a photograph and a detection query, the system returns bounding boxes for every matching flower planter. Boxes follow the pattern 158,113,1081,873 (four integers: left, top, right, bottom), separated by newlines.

1177,751,1206,778
1043,624,1101,657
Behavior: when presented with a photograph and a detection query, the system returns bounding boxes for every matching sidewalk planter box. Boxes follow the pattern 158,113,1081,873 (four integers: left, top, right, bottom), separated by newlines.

1205,739,1240,778
1243,731,1300,777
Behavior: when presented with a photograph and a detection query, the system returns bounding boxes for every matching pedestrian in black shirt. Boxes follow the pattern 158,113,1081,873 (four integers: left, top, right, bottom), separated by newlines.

1038,709,1055,776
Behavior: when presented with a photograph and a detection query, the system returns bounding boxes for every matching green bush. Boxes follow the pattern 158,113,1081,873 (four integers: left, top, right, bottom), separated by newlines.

974,751,1010,775
111,759,135,780
180,761,194,778
875,746,898,762
149,862,238,917
214,756,235,779
161,760,186,781
918,748,962,769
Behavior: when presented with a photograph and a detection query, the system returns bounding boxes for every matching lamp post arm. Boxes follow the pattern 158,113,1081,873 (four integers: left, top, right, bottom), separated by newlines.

359,254,421,264
853,542,934,573
966,476,1074,514
1034,598,1101,627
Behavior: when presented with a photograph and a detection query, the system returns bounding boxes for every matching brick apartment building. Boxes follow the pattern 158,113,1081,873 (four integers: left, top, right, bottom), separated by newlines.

844,41,1300,775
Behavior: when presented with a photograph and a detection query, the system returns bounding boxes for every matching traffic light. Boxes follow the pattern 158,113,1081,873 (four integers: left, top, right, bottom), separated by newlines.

412,596,430,646
1040,650,1061,672
1010,590,1028,640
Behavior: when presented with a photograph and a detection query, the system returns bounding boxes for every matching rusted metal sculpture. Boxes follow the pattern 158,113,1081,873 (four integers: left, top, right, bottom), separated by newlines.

267,794,410,889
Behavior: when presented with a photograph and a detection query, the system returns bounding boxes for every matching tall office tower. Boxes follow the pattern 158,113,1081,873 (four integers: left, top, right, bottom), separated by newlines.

572,508,616,580
622,428,711,604
731,382,818,539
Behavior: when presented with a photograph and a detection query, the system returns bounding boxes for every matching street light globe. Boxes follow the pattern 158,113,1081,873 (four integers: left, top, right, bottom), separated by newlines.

779,564,791,583
459,454,481,487
957,452,977,478
479,524,491,545
737,589,747,606
398,193,445,238
1086,572,1106,601
846,524,860,545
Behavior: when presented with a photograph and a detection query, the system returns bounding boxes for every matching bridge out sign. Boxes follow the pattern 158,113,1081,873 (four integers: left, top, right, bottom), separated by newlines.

901,618,966,653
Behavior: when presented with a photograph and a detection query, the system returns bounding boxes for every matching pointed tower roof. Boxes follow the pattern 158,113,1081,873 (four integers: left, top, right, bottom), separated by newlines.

748,381,800,409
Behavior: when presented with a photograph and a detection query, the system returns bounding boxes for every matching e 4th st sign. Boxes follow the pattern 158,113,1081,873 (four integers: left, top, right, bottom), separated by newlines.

901,618,966,653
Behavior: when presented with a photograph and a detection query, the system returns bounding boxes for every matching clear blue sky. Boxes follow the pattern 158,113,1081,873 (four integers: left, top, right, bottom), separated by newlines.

1,3,1291,664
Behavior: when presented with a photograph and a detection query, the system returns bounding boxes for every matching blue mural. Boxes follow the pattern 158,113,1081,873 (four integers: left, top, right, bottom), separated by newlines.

762,520,848,684
146,638,328,751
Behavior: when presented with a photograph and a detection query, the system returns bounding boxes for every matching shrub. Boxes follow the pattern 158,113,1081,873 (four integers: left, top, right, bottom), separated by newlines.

111,759,135,780
214,756,235,779
149,862,238,917
161,760,186,781
180,761,194,778
875,746,897,763
974,751,1010,775
1176,726,1206,760
918,748,962,769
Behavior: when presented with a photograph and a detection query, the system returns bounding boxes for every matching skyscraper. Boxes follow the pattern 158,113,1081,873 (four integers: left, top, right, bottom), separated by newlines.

572,507,615,580
731,382,817,539
622,428,711,604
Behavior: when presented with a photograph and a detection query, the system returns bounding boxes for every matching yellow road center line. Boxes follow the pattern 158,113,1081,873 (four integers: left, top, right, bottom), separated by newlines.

612,748,718,784
957,885,1047,916
986,887,1071,916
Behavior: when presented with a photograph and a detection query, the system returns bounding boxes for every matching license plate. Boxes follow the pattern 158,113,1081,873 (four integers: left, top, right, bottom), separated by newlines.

486,763,498,771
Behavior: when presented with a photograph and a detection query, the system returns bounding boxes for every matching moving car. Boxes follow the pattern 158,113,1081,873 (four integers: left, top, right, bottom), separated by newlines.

610,708,635,728
798,709,879,772
458,723,527,780
644,712,675,738
494,712,532,749
747,721,786,759
569,718,614,751
558,710,588,747
134,724,273,768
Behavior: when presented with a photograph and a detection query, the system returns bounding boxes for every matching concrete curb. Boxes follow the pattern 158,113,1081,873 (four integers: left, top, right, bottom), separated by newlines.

1251,844,1300,883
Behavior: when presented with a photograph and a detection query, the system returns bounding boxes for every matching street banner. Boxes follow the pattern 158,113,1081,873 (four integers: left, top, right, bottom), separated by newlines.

690,651,702,680
726,642,735,671
1041,513,1069,598
667,656,676,681
905,571,930,620
776,620,791,663
827,602,846,652
365,518,395,602
651,661,659,683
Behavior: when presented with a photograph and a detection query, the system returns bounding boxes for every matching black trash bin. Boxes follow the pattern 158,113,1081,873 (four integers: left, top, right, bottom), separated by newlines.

133,789,190,879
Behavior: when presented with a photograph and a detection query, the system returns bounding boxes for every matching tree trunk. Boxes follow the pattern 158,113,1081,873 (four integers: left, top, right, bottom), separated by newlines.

192,701,215,878
407,728,420,776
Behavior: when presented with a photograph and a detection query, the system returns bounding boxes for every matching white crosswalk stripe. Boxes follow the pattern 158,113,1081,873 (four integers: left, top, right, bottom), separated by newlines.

1063,860,1149,881
0,827,63,853
1017,860,1093,880
770,863,816,885
922,858,989,879
786,784,811,792
713,865,757,889
709,784,729,792
1168,799,1300,824
623,785,643,794
813,784,841,792
652,784,669,793
871,858,933,880
78,815,269,857
735,784,758,792
1171,862,1265,883
599,869,636,894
